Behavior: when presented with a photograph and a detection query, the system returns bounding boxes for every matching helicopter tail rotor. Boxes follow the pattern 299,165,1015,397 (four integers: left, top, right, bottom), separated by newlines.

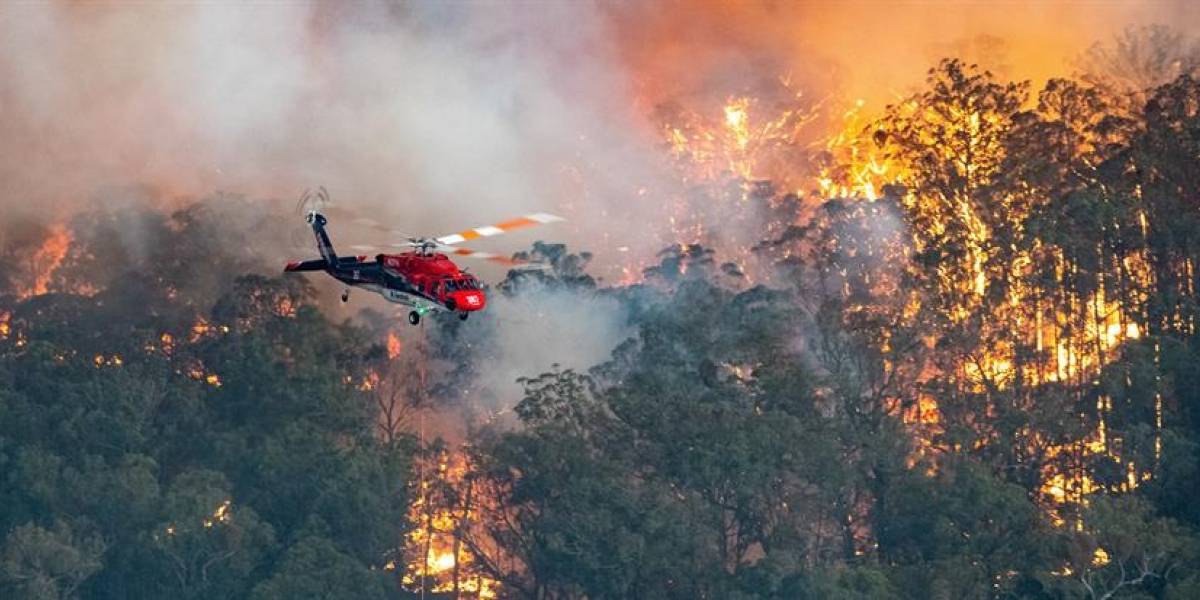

296,186,332,218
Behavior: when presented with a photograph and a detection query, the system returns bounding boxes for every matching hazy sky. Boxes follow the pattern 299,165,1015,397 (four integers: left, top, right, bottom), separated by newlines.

1,1,1194,275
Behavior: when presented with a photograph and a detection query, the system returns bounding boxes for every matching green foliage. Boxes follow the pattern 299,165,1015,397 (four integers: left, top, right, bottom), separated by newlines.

503,242,597,293
877,459,1054,597
151,469,275,600
1057,495,1198,599
0,223,415,599
770,566,901,600
250,536,392,600
1,520,105,600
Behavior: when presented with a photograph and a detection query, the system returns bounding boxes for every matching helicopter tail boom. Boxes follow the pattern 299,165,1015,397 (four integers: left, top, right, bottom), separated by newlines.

284,258,328,272
306,211,339,267
285,255,371,273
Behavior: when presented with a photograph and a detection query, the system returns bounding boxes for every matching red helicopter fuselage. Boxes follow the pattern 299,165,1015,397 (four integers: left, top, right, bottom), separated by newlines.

378,251,486,312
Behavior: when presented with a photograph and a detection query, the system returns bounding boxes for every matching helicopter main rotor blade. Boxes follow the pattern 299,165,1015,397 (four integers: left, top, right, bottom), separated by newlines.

438,245,524,265
347,243,416,253
347,243,524,265
435,213,565,246
312,203,564,266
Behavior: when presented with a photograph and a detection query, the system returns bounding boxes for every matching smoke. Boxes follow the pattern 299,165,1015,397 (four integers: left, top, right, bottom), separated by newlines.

3,0,1197,425
474,286,630,413
607,0,1200,107
0,2,673,270
3,2,1197,261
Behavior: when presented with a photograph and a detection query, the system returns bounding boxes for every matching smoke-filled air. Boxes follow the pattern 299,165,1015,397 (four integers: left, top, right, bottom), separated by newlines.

3,1,1200,598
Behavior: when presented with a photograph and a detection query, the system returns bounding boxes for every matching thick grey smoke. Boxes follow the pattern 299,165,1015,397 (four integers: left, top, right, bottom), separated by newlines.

477,285,630,413
4,1,1197,419
0,2,667,421
0,2,675,275
4,1,1195,271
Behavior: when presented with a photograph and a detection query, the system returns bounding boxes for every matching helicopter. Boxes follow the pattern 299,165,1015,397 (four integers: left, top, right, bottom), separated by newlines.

284,189,563,325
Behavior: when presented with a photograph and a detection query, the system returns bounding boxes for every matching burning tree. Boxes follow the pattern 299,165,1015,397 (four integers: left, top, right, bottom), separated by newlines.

5,20,1200,600
400,446,499,599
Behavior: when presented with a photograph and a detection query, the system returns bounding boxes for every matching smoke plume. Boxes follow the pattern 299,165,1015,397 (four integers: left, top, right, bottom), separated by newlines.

2,0,1197,414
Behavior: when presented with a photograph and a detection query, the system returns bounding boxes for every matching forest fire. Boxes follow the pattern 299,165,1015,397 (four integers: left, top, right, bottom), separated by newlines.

652,54,1169,523
401,451,498,599
17,225,71,299
817,99,899,201
3,4,1200,599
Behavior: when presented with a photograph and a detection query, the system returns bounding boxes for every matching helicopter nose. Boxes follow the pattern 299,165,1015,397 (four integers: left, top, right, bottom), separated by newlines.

454,291,486,311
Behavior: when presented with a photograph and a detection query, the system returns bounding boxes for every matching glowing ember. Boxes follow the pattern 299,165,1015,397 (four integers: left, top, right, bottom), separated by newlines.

203,500,232,528
387,331,402,360
93,354,123,368
186,363,223,387
358,372,380,392
189,318,228,342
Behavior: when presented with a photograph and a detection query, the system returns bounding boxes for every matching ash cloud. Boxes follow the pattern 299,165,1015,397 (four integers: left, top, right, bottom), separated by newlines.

3,0,1198,420
477,286,630,413
3,1,1196,269
0,1,674,273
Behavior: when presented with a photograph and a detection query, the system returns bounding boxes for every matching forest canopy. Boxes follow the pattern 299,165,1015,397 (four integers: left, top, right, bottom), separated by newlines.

4,27,1200,600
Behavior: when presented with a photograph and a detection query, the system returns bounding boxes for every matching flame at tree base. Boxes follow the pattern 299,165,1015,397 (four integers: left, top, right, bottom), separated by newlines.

400,449,499,599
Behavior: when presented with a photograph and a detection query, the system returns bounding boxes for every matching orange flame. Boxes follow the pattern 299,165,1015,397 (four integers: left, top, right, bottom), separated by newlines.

19,225,71,299
402,451,498,599
387,331,403,360
657,72,1155,521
